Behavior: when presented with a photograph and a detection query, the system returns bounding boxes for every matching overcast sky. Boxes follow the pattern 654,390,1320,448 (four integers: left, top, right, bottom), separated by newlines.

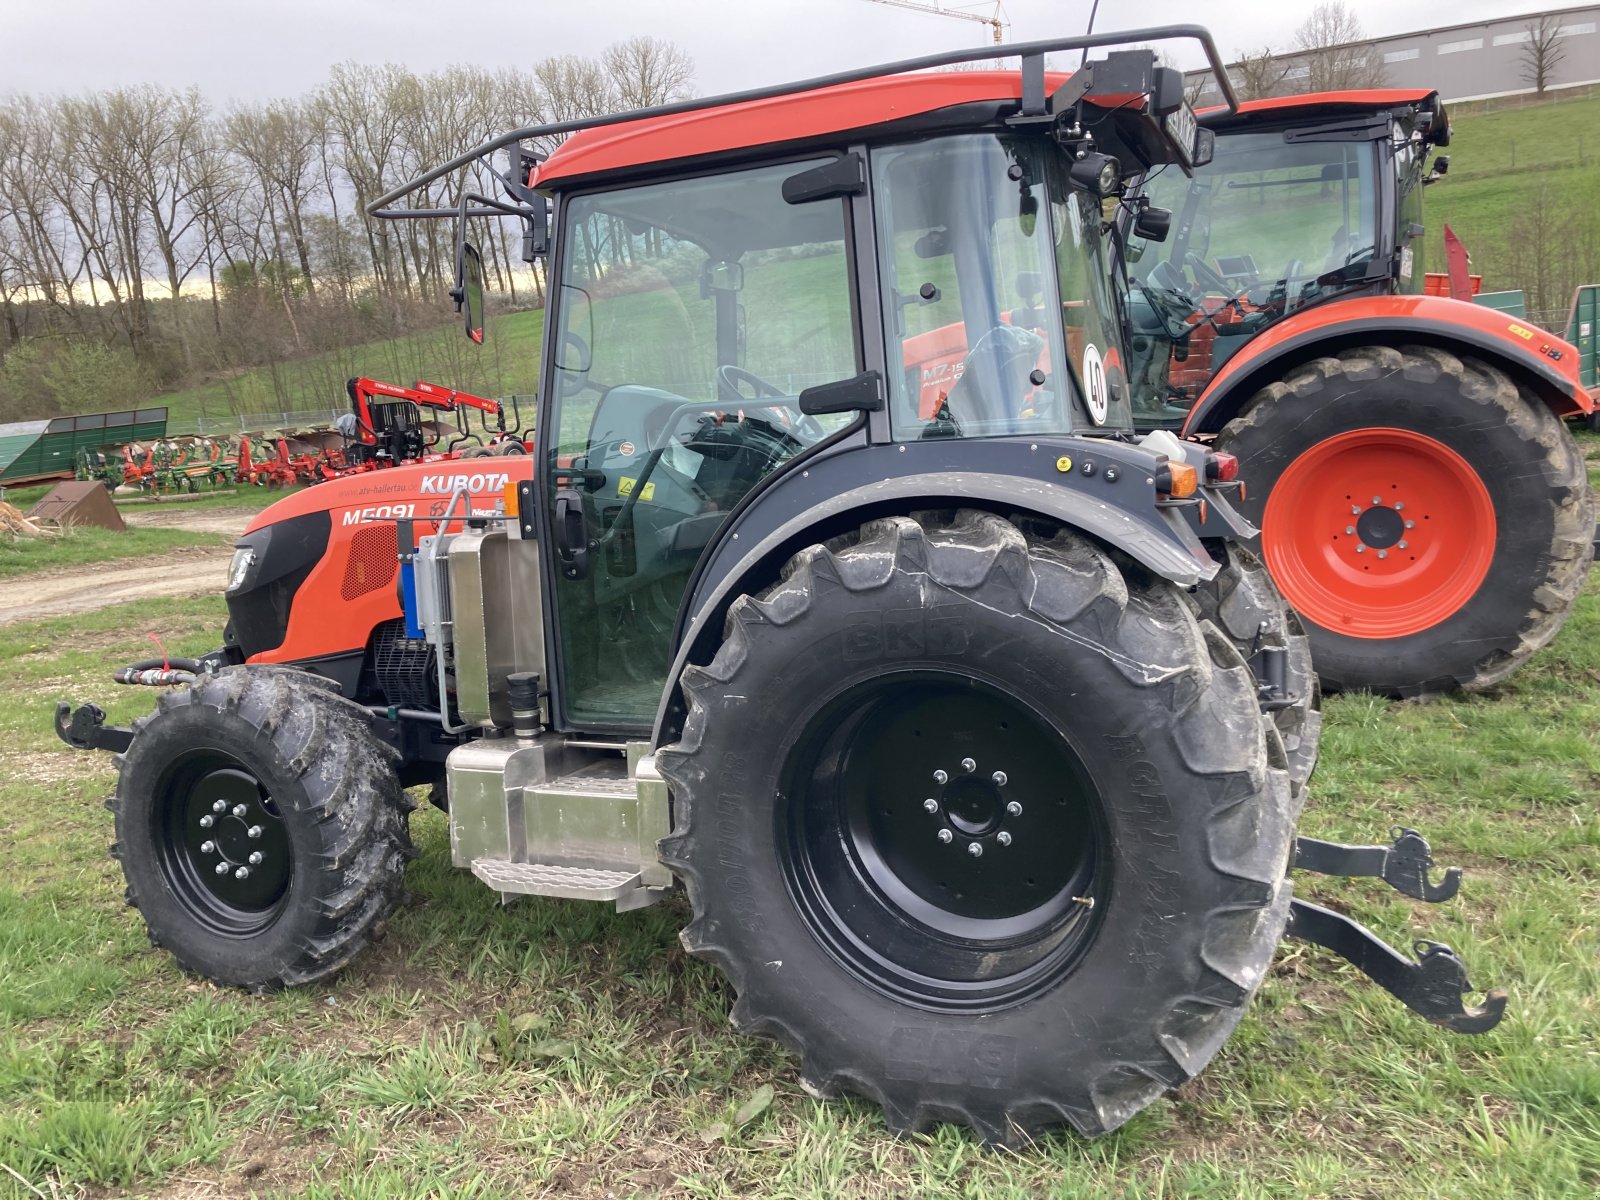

1,0,1564,104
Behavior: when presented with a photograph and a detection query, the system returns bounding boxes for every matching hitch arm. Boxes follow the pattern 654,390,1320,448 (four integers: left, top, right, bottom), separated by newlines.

54,702,133,753
1286,899,1507,1034
1294,827,1461,902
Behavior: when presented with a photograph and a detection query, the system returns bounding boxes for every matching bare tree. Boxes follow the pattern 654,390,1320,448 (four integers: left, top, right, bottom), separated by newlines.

1295,2,1385,91
602,36,696,109
1520,16,1567,94
1233,47,1293,101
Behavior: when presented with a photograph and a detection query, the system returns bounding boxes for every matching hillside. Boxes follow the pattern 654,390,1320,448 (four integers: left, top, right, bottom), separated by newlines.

1420,91,1600,325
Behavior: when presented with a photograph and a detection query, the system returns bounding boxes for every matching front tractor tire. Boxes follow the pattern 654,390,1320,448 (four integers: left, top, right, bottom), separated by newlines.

1218,345,1595,697
111,669,413,992
657,512,1294,1145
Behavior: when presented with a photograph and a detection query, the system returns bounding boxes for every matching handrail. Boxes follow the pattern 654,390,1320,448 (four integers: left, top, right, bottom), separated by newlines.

367,24,1237,219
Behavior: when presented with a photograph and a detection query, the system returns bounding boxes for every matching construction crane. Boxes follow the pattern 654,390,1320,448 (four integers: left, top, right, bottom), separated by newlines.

864,0,1008,44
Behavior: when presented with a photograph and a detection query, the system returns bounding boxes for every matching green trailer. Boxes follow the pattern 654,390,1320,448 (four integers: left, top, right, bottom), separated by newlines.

0,407,168,486
1566,284,1597,393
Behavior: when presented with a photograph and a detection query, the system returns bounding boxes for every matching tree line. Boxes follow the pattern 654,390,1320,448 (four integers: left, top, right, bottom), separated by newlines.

0,37,694,421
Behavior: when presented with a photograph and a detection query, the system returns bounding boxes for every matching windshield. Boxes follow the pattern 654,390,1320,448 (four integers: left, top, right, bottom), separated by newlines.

1124,133,1378,425
872,133,1129,439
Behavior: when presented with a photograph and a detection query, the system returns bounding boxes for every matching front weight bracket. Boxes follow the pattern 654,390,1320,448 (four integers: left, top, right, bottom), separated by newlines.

1285,899,1507,1034
1293,826,1461,902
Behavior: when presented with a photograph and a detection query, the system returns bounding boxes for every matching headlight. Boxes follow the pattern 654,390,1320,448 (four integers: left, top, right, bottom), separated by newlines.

226,546,257,593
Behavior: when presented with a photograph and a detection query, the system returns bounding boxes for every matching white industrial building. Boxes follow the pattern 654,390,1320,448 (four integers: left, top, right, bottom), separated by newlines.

1188,4,1600,104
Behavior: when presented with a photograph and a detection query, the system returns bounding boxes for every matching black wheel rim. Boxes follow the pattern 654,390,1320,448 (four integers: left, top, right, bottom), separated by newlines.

779,671,1107,1012
154,749,293,937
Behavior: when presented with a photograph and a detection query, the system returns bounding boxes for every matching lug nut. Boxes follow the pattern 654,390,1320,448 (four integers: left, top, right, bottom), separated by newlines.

1006,800,1022,816
992,771,1007,786
248,851,264,865
938,829,954,844
1356,544,1366,554
1394,502,1404,511
1378,550,1388,559
1372,495,1382,505
967,842,983,857
1345,526,1355,535
214,862,230,876
212,800,227,813
199,840,215,854
234,866,250,880
232,804,247,818
997,831,1012,847
198,815,214,828
923,798,939,813
1398,540,1408,550
960,757,976,773
933,769,948,785
1404,519,1415,529
1350,505,1361,515
247,825,263,839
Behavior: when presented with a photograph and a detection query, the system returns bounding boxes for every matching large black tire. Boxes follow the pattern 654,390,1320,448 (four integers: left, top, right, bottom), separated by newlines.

1218,345,1594,697
1192,542,1320,810
657,511,1294,1145
110,668,413,992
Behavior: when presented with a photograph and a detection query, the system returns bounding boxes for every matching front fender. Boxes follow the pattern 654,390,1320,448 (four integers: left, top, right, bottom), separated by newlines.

652,436,1219,745
1181,294,1593,436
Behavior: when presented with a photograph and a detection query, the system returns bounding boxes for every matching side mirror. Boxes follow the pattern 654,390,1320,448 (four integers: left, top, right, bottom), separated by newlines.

454,242,485,345
1134,207,1172,242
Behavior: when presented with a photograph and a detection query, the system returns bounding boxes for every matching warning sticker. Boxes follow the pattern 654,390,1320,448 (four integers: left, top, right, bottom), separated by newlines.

617,477,655,502
618,440,636,456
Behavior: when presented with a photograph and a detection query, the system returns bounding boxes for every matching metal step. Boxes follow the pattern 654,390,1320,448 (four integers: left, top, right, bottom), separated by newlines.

471,858,641,900
538,764,636,799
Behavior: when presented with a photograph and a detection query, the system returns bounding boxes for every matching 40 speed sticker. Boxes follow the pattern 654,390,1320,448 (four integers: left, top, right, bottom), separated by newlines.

1081,343,1109,425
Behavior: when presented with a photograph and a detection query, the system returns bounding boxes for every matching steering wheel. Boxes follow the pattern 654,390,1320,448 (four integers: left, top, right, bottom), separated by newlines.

1185,253,1232,295
559,331,597,397
716,364,787,403
1147,259,1190,297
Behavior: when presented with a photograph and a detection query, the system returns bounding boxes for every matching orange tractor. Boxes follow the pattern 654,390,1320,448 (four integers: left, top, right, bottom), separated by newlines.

1124,89,1595,697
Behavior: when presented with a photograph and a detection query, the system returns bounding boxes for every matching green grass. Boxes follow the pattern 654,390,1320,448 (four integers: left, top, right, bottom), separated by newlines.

0,525,226,579
3,459,1600,1197
152,307,545,430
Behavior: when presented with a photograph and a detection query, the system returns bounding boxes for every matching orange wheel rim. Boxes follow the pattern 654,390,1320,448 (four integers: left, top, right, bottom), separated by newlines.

1262,427,1497,639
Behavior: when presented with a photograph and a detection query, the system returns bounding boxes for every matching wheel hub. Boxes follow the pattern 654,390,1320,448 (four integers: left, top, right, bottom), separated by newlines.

157,756,292,936
1354,501,1406,550
1261,427,1498,639
779,674,1105,1011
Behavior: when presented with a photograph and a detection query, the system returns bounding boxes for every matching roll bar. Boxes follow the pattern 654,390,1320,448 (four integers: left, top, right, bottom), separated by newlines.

366,24,1238,220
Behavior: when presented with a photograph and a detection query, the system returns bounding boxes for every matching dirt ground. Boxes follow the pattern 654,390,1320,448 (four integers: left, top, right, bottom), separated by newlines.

0,505,255,626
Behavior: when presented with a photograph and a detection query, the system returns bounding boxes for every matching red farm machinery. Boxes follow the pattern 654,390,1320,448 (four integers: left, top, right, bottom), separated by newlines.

57,28,1506,1146
1122,89,1595,697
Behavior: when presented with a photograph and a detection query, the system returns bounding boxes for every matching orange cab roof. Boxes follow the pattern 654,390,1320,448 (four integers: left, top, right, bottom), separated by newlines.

1201,88,1437,121
534,70,1070,188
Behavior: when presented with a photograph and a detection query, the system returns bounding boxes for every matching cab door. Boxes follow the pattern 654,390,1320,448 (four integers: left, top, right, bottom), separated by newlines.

540,158,861,731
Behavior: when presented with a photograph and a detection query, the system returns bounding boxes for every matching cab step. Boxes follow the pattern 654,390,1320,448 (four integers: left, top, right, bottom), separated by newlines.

471,858,641,901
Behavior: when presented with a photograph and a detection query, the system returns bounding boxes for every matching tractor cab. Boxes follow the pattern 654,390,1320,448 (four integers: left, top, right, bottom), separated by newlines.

525,51,1218,728
1119,90,1450,425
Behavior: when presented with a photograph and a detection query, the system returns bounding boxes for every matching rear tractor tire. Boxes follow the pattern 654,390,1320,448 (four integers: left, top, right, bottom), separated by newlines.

1218,345,1594,697
658,511,1294,1145
110,668,413,992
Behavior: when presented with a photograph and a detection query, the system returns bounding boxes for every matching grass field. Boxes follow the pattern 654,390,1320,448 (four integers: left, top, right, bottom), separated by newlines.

0,434,1596,1198
0,525,225,581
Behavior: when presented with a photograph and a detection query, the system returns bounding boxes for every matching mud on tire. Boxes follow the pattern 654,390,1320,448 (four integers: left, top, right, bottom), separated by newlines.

111,668,413,991
658,511,1294,1145
1193,541,1321,810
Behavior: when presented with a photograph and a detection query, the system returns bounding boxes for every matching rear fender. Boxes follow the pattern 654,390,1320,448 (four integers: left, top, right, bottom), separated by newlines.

651,436,1221,746
1180,295,1593,437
